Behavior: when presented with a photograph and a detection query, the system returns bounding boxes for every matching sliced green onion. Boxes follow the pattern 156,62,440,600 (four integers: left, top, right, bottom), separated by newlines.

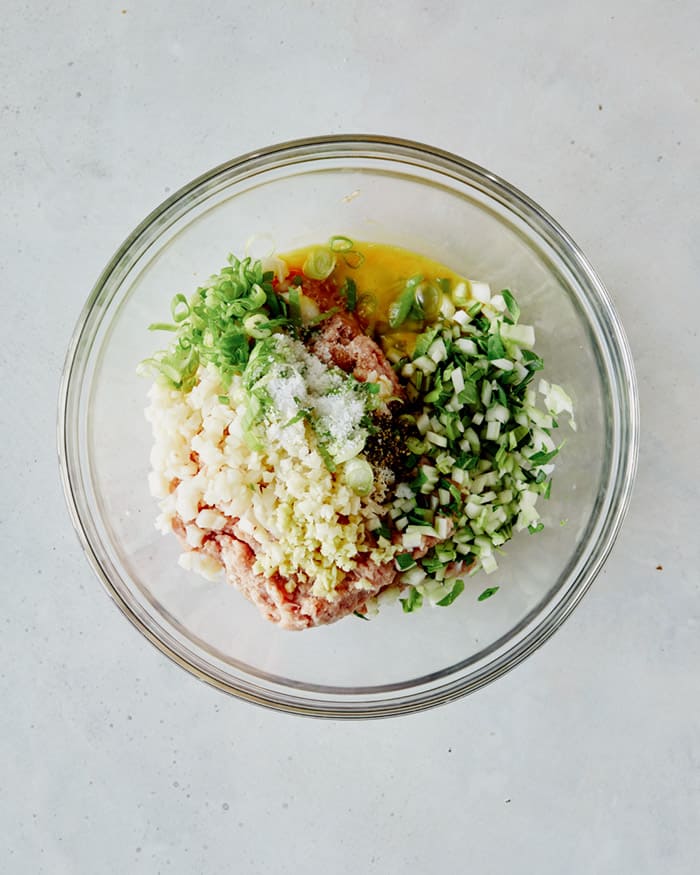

414,281,442,321
400,588,423,613
452,282,469,305
388,287,415,328
140,252,283,391
329,235,354,252
243,313,271,339
477,586,500,601
436,277,452,295
247,283,267,309
436,579,465,606
342,278,357,311
395,553,417,571
171,294,190,323
344,458,374,496
303,248,336,280
287,287,301,324
342,250,365,269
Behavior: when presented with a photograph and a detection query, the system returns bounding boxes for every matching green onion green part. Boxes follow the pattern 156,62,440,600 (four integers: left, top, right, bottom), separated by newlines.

477,586,500,602
436,579,465,606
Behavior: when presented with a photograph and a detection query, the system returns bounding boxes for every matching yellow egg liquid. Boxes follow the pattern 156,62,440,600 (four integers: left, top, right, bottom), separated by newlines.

281,240,464,356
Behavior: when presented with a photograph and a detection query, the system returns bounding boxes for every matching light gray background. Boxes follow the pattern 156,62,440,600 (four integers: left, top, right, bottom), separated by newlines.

2,1,699,872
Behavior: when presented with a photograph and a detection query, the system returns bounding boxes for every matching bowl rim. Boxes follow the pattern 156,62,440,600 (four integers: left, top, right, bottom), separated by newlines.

57,134,640,718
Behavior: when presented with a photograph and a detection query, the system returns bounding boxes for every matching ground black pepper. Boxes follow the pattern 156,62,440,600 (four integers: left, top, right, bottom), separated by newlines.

364,405,417,476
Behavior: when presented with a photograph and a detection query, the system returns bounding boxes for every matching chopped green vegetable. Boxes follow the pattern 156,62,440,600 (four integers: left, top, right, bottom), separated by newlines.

477,586,500,601
529,447,559,465
342,250,365,269
316,442,337,473
170,294,190,323
342,278,357,312
400,587,423,613
303,247,336,280
520,349,544,370
413,326,440,359
436,277,452,295
344,458,374,496
147,322,178,332
436,579,465,606
140,254,280,391
287,287,301,325
329,235,354,252
388,286,416,328
395,553,417,571
501,289,520,324
486,331,506,360
414,281,442,321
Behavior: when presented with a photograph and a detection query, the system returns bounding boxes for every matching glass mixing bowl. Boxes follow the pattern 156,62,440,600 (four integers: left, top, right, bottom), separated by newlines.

58,136,639,717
